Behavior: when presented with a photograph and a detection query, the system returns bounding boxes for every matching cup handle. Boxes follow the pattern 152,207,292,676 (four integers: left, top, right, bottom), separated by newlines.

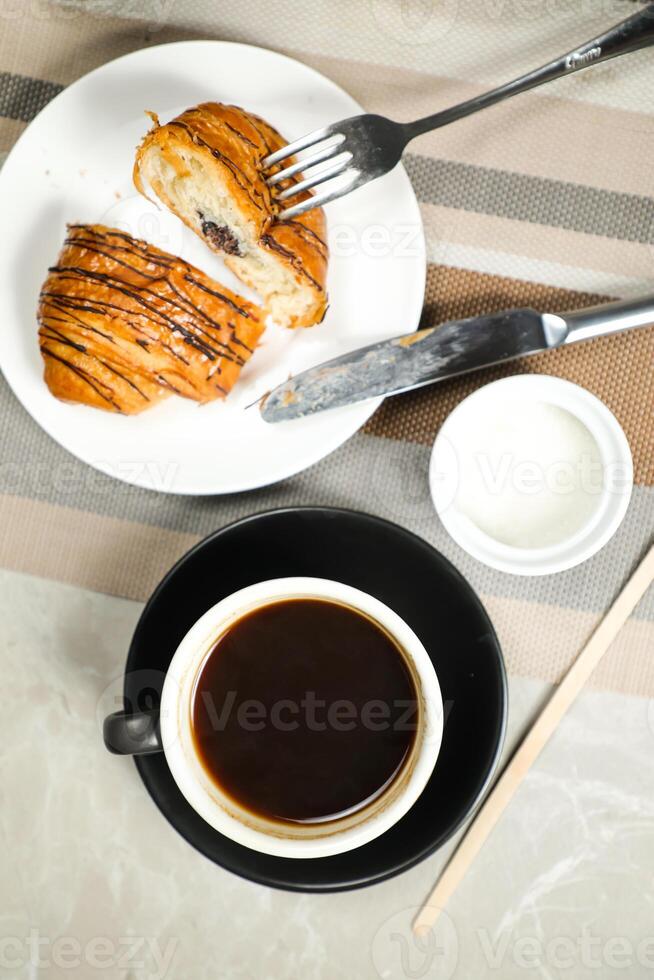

103,709,163,755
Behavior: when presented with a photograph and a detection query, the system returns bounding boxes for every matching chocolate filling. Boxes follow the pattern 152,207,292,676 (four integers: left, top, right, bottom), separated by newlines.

197,211,241,255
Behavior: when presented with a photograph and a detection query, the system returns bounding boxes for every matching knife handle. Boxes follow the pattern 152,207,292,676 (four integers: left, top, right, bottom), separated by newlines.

559,294,654,345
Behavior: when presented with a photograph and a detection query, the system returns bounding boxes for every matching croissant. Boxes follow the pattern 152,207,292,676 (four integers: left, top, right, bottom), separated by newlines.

133,103,329,330
38,224,264,414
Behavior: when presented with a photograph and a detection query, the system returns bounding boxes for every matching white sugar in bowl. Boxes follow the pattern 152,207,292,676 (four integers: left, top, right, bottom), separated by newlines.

429,375,633,576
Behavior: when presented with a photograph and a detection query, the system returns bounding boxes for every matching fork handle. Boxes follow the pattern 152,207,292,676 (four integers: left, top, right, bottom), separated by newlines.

405,3,654,140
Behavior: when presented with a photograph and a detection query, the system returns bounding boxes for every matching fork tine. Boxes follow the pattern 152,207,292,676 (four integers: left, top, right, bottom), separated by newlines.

261,126,333,169
276,170,360,220
266,138,344,186
275,153,353,202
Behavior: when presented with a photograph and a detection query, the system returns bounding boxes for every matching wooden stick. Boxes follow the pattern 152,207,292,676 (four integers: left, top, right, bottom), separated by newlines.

413,542,654,936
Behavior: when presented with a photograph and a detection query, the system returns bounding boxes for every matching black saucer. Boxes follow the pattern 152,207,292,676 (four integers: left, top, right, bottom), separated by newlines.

124,507,507,892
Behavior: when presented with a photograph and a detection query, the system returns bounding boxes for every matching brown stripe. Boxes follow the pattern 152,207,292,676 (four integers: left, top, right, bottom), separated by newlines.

363,264,654,486
0,495,198,599
483,594,654,700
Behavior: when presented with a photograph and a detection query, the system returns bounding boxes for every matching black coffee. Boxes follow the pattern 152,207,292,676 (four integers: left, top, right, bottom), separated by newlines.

190,598,418,824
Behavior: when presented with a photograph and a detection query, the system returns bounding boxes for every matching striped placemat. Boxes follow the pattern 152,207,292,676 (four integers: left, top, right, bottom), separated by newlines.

1,0,652,697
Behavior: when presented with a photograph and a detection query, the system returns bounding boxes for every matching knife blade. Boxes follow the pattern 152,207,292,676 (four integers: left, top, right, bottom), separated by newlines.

260,295,654,422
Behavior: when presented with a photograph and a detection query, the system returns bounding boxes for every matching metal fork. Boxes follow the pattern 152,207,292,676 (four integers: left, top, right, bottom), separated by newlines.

263,3,654,219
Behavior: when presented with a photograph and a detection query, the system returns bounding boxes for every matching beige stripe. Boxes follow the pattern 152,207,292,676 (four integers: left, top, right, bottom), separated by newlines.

426,243,654,301
484,594,654,701
421,203,654,283
50,0,654,117
0,9,193,85
296,51,654,197
0,117,26,152
1,10,652,198
0,494,198,599
0,493,652,697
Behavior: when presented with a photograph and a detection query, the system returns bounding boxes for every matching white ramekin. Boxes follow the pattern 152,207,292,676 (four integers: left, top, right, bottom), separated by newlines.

429,375,633,576
160,577,444,858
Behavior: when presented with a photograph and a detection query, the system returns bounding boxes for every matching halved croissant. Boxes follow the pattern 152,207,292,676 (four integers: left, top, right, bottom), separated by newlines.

39,224,264,413
133,103,329,330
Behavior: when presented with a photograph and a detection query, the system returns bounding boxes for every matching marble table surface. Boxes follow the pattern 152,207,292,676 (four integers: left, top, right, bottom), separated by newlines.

1,566,653,980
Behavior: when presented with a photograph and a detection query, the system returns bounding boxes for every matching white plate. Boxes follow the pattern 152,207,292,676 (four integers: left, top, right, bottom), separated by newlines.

0,41,425,494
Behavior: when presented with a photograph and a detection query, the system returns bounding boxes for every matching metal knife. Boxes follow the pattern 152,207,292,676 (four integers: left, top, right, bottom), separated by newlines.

260,294,654,422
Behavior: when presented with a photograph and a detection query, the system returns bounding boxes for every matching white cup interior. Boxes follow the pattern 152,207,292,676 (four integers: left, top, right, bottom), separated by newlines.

430,375,633,576
159,577,444,858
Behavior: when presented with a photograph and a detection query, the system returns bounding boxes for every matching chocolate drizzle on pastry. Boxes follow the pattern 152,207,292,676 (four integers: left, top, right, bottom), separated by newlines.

260,234,324,293
38,224,264,414
281,220,328,253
